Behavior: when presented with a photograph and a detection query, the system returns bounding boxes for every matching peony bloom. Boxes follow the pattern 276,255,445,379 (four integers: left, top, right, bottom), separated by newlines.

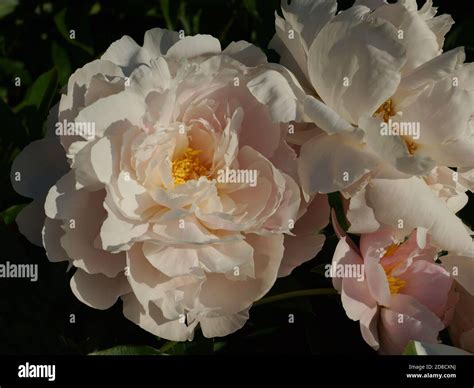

344,174,473,253
331,228,456,354
11,28,329,340
442,254,474,353
271,0,474,194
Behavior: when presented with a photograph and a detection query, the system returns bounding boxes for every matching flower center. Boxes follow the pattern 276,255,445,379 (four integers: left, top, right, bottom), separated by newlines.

375,99,418,155
172,147,208,185
381,243,406,294
375,99,395,123
385,270,407,294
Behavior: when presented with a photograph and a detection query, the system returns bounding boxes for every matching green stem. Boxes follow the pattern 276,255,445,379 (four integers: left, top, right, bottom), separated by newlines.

159,341,178,354
254,288,338,307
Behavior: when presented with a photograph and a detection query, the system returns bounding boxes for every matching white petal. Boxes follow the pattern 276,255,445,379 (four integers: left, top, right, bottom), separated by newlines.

101,35,152,75
365,177,472,252
166,35,221,60
223,41,267,67
308,5,406,124
298,133,379,194
11,138,69,200
143,28,180,57
71,269,130,310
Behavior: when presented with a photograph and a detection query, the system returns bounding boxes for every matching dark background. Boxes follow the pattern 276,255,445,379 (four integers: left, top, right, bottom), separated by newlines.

0,0,473,355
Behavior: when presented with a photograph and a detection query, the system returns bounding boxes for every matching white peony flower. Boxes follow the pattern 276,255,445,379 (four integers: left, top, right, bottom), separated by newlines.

271,0,474,194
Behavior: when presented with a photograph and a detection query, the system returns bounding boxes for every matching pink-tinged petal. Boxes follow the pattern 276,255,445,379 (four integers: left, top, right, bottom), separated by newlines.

142,242,199,278
70,269,130,310
59,189,127,277
341,277,376,321
11,138,69,200
379,294,444,355
364,254,391,307
398,260,452,318
42,218,68,263
331,237,363,292
100,196,148,252
449,280,474,353
278,194,330,277
460,329,474,354
126,243,202,317
442,255,474,295
359,305,380,350
122,293,195,342
16,200,44,247
279,234,325,277
262,173,301,233
360,229,396,261
199,234,284,315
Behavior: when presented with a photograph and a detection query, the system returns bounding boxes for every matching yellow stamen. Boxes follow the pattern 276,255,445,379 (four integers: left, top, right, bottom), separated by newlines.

375,99,419,155
383,242,400,258
375,99,395,123
381,242,406,294
172,147,208,185
385,270,407,294
403,137,418,155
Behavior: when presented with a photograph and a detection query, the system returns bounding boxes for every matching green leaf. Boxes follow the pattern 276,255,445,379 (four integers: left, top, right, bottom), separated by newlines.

160,0,174,31
243,0,259,18
54,8,93,55
0,204,26,225
0,98,28,149
192,9,202,35
328,192,349,231
403,340,418,355
89,345,163,356
0,0,18,19
51,42,71,86
177,3,191,35
14,68,58,115
0,57,32,85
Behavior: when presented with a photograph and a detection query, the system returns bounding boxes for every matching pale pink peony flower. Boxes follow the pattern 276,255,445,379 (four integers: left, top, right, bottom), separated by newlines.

11,28,329,340
442,254,474,353
332,228,456,354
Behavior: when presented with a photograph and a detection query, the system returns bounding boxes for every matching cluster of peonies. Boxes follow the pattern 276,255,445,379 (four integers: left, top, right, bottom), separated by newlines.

11,0,473,354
